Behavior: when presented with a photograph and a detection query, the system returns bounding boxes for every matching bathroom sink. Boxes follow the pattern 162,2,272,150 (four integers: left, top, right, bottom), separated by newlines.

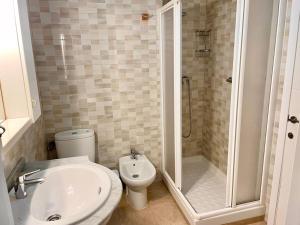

11,164,111,225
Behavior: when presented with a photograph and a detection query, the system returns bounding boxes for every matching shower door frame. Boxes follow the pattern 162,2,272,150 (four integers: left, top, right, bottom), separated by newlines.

160,0,284,223
160,0,247,210
160,0,182,190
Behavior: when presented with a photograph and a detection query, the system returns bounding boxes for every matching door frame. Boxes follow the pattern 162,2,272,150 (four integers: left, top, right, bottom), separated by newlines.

268,0,300,224
159,0,182,190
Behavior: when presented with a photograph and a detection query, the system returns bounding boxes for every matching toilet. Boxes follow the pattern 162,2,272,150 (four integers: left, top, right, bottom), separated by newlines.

119,155,156,210
55,129,95,162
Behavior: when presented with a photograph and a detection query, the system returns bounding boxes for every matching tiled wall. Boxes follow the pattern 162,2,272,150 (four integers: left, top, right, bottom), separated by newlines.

1,117,46,178
28,0,162,168
27,0,235,175
181,0,236,173
202,0,236,173
181,0,206,157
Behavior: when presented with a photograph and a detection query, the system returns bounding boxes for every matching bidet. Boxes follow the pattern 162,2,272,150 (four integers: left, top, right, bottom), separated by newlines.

119,155,156,210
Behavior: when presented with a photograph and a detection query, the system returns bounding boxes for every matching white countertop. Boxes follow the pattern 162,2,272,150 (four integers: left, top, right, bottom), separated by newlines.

9,157,123,225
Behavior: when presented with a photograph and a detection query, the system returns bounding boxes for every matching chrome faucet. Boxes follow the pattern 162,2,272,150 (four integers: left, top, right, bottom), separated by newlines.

14,169,44,199
130,147,140,160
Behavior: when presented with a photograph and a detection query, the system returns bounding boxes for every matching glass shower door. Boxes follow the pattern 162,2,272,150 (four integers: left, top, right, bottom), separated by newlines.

160,0,182,190
233,0,277,205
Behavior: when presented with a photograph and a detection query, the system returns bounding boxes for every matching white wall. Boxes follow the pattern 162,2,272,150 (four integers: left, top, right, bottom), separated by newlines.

0,0,29,119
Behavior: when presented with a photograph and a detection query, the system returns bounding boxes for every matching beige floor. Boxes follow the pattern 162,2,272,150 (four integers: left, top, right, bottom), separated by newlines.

107,182,188,225
107,181,266,225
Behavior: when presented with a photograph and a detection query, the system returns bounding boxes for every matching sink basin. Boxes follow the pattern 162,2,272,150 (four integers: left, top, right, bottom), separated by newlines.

11,164,111,225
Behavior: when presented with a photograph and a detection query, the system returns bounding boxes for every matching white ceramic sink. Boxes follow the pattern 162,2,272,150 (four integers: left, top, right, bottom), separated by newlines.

11,164,111,225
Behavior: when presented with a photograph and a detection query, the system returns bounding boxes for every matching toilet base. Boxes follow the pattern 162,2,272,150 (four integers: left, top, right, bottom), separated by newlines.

126,187,148,210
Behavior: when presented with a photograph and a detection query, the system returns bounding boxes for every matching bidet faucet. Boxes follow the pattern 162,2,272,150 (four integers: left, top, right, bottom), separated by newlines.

14,169,44,199
130,147,140,160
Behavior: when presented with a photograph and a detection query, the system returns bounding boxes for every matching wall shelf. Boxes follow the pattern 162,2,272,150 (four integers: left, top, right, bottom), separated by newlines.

195,30,211,57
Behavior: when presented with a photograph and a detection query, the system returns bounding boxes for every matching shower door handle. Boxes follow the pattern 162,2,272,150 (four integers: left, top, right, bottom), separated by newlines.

288,115,299,124
226,77,232,83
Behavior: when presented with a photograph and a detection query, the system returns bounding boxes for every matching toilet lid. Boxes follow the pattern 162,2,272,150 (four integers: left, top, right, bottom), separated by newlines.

55,129,94,141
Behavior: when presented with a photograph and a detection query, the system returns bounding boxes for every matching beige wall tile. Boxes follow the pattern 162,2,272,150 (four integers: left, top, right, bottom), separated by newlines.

28,0,163,169
1,117,47,178
181,0,236,174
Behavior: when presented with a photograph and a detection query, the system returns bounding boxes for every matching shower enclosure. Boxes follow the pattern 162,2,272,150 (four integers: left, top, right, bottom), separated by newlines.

160,0,282,224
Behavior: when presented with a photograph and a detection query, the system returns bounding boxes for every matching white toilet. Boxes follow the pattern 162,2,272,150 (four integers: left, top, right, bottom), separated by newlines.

119,155,156,210
55,129,95,162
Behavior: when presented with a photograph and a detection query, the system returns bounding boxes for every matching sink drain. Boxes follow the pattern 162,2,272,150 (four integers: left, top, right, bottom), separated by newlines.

47,214,62,221
132,174,139,178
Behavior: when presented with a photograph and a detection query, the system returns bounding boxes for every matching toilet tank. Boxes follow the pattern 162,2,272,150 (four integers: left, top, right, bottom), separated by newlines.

55,129,95,162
